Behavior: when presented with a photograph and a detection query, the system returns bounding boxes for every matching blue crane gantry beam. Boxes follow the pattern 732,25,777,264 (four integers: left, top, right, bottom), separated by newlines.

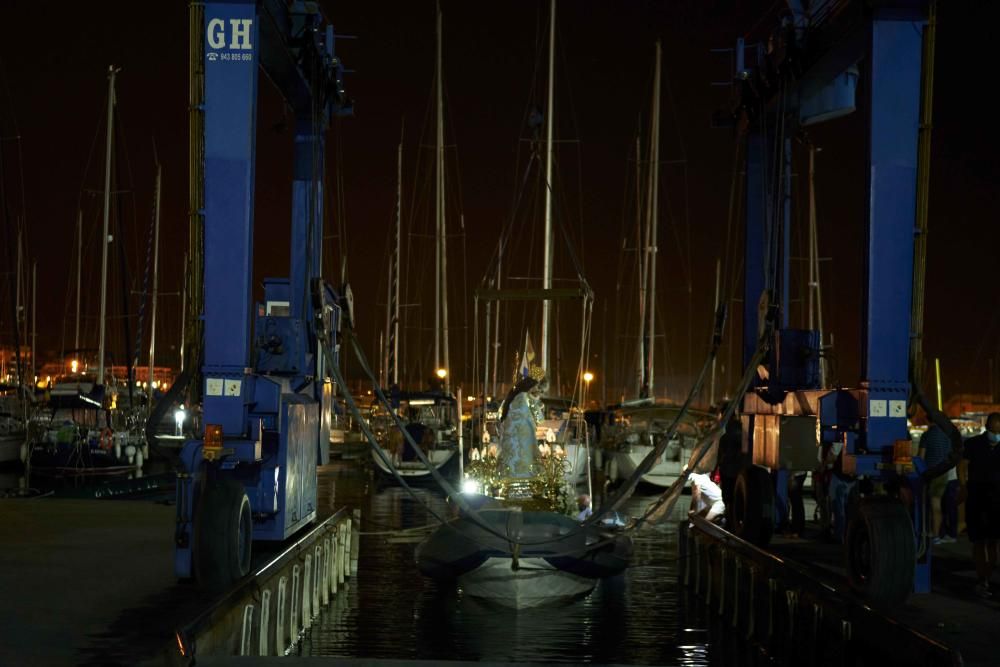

175,0,351,587
728,1,931,606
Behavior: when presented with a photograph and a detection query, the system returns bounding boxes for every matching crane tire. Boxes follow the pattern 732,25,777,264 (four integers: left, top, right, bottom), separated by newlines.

846,496,914,607
730,465,775,547
194,478,253,592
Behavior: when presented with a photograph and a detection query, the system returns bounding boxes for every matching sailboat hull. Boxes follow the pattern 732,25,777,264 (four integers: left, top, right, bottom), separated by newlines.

372,446,457,481
611,443,687,489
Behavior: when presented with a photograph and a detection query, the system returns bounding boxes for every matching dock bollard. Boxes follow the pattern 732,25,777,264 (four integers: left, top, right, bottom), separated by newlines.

731,558,742,629
704,544,713,605
276,575,288,655
718,548,727,615
290,564,301,640
682,526,692,587
745,566,756,640
351,509,361,574
330,526,341,595
840,620,852,667
303,554,313,630
811,602,824,667
767,578,777,641
693,538,701,595
338,525,347,585
259,588,271,656
240,604,254,656
786,589,799,636
322,537,332,606
313,545,323,615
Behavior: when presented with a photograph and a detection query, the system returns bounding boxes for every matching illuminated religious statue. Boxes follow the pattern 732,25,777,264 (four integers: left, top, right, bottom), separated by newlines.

498,365,548,478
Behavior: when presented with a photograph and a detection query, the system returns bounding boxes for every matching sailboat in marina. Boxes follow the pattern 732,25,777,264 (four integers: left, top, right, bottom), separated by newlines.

27,66,149,476
418,0,630,609
371,5,459,483
601,42,711,490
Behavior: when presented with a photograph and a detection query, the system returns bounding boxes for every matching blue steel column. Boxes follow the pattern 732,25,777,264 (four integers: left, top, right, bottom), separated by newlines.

862,14,922,453
290,116,324,376
203,0,259,434
781,137,792,329
743,132,767,370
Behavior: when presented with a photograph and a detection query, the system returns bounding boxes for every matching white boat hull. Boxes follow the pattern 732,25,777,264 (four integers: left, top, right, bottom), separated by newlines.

372,446,456,478
612,444,686,489
562,442,589,487
459,556,596,609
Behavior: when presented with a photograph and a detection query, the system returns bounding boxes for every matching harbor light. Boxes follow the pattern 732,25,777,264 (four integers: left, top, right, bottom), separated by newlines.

174,406,186,436
583,371,594,384
71,359,79,374
461,478,479,495
436,368,448,379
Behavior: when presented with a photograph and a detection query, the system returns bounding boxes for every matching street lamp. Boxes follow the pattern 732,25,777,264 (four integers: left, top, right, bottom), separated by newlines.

583,371,594,384
436,368,448,380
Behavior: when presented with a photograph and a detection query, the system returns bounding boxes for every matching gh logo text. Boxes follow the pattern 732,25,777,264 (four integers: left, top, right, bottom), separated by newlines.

207,18,253,50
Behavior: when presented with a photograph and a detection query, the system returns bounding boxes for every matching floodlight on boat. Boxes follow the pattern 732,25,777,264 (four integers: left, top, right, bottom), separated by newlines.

71,359,79,374
436,368,448,379
461,478,479,494
174,407,186,436
408,399,435,406
583,371,594,383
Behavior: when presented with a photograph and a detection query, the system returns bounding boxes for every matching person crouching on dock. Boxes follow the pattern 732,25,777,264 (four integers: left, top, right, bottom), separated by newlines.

689,473,725,524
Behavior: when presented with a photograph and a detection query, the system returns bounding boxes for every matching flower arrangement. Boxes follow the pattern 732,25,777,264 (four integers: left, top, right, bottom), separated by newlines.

528,443,572,513
466,444,510,496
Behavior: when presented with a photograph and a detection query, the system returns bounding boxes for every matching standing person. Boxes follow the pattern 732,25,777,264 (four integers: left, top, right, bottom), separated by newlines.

825,439,855,544
958,412,1000,598
715,405,744,515
919,423,955,544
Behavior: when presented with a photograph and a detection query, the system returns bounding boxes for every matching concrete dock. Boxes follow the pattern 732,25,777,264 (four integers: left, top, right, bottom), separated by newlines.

0,497,212,666
770,533,1000,666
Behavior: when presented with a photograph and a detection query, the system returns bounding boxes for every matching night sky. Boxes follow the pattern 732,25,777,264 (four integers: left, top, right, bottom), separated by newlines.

0,1,996,404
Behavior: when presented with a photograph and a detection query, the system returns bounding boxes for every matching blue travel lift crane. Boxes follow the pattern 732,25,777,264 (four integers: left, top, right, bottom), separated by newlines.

174,0,352,589
723,1,938,607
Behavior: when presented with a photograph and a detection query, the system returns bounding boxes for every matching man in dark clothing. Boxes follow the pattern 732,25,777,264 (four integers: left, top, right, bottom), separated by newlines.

919,424,955,543
959,412,1000,598
716,409,744,513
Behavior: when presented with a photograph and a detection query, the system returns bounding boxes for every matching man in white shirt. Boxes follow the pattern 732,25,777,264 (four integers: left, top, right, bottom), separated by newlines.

689,473,726,523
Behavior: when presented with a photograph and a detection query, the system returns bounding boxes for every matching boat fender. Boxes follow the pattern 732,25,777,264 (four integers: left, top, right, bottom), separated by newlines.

100,428,114,451
511,543,521,571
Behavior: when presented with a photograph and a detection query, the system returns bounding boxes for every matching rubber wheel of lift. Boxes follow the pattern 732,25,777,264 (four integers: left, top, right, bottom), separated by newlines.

193,479,253,592
729,465,775,547
845,497,915,607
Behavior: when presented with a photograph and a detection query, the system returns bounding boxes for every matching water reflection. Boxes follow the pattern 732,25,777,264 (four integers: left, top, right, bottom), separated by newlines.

301,465,713,665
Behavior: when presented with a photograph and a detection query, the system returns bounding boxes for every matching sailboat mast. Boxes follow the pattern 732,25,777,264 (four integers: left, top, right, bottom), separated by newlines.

97,65,118,387
540,0,556,376
75,210,82,351
386,138,402,386
148,163,162,404
434,3,444,380
15,230,22,359
179,251,187,373
635,136,646,397
645,41,661,397
491,250,501,397
30,261,36,383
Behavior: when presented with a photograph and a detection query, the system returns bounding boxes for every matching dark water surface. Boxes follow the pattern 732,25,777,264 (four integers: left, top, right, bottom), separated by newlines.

301,464,730,665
